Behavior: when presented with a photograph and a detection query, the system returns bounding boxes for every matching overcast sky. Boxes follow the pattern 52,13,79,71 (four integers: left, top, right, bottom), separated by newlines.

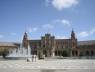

0,0,95,42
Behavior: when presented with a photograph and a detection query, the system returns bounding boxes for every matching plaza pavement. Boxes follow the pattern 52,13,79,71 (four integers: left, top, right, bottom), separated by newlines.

0,59,95,72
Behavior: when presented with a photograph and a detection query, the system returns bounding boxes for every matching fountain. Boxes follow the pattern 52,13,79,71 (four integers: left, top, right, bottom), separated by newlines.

7,43,32,61
6,32,38,62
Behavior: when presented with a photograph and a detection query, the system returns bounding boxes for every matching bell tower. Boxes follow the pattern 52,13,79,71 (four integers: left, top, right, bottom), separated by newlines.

70,30,79,57
22,32,28,48
71,30,77,48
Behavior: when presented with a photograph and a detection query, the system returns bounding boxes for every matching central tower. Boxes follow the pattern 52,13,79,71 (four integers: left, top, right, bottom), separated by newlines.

22,32,28,48
41,34,55,57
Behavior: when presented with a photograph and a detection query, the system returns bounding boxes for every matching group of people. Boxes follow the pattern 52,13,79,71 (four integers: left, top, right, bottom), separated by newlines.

26,55,37,62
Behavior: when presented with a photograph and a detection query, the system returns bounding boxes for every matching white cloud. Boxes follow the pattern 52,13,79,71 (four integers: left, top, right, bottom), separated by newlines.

0,35,4,38
11,33,17,35
78,28,95,38
27,27,38,33
45,0,51,6
90,28,95,35
46,0,79,10
61,19,71,26
54,19,71,27
56,35,67,39
78,31,89,37
42,24,54,29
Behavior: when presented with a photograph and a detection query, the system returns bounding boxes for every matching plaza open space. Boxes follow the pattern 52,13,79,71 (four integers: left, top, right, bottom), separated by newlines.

0,58,95,72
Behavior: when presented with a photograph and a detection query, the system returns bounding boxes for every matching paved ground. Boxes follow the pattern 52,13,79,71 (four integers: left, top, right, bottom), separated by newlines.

0,59,95,72
0,69,95,72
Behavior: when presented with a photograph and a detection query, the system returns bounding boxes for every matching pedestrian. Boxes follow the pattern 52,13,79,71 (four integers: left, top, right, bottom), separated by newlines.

34,55,36,62
32,55,34,62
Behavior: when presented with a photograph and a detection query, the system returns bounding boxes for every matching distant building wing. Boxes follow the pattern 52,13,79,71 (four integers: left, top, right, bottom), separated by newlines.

0,42,20,48
78,40,95,46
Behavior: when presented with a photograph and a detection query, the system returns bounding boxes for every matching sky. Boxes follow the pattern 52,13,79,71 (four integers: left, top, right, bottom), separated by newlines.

0,0,95,42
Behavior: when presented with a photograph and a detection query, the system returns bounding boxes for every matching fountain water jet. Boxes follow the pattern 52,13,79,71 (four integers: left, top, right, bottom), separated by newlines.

7,43,32,60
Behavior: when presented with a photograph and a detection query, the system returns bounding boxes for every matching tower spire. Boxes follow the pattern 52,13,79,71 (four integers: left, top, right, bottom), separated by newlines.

71,29,77,49
22,32,28,48
71,29,76,39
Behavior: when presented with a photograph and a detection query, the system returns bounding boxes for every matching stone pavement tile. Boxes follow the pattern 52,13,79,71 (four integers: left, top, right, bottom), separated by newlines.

0,69,95,72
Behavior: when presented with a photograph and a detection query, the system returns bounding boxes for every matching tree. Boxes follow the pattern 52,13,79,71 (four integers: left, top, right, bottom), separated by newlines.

62,48,71,57
0,48,9,58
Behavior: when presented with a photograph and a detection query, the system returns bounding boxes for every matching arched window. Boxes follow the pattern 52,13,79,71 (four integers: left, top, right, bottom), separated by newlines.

86,51,89,56
79,52,83,56
91,50,94,56
72,50,74,56
76,51,78,56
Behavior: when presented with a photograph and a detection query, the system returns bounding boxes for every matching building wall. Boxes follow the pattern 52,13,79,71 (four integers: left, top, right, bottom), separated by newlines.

27,33,78,58
0,46,18,56
22,32,95,58
40,34,55,57
78,45,95,56
0,32,95,58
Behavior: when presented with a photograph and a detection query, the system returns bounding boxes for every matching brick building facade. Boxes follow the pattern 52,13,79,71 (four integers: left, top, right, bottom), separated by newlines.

22,30,95,59
0,30,95,58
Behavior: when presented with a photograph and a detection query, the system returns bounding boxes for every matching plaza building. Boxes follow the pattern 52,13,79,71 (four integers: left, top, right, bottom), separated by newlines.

22,30,95,59
0,30,95,58
0,42,19,57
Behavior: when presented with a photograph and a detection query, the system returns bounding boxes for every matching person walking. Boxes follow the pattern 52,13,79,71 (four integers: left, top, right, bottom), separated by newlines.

32,55,34,62
34,55,36,62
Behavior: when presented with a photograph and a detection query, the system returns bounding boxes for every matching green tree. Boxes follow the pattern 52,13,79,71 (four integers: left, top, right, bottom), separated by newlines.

0,48,9,58
62,48,71,57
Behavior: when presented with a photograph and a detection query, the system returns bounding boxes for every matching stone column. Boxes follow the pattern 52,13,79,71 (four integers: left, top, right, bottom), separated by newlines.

77,49,80,57
52,50,55,57
52,46,55,57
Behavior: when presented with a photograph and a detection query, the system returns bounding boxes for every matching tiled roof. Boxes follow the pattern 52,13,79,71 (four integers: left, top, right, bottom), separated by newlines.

78,40,95,46
29,40,41,42
0,42,20,47
55,39,71,41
